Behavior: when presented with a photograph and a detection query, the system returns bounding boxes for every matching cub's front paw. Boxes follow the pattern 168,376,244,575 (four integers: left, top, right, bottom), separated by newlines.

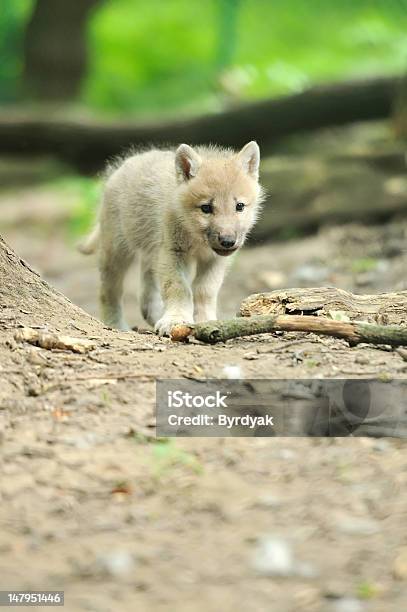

154,314,193,337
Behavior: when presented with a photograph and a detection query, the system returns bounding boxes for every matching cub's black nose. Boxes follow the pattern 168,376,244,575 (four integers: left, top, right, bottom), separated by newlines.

219,236,236,249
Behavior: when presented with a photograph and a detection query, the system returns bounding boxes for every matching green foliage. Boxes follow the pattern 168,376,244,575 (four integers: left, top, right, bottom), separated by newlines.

1,0,407,115
235,0,407,99
84,0,219,115
83,0,407,116
0,0,33,102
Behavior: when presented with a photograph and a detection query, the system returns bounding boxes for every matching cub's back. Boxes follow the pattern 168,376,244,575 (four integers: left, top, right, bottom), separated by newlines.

103,149,177,251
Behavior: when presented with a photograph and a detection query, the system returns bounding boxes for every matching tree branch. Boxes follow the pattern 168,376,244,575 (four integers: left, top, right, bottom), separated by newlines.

171,314,407,346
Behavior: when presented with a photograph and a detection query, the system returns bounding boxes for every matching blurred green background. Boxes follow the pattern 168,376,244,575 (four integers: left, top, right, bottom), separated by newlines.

1,0,407,118
1,0,407,244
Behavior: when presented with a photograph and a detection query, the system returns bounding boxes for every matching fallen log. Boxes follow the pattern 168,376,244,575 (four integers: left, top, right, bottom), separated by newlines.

0,75,398,171
170,314,407,346
172,287,407,344
240,287,407,325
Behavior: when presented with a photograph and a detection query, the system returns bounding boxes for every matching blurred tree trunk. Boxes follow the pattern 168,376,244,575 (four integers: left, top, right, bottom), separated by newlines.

216,0,241,70
0,75,397,171
216,0,242,99
0,3,27,102
23,0,101,101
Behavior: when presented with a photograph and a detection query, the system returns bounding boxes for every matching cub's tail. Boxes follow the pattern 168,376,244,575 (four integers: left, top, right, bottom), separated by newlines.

77,224,100,255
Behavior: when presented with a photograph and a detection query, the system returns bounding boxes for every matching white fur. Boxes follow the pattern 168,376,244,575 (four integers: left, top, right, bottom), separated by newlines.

80,143,264,335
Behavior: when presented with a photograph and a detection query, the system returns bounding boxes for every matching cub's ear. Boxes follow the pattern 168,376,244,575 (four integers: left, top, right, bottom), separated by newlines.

237,141,260,180
175,144,202,181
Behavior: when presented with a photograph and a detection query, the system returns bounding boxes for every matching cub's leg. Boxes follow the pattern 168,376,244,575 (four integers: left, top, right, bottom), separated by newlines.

99,240,134,330
139,254,163,327
193,257,227,322
154,248,194,336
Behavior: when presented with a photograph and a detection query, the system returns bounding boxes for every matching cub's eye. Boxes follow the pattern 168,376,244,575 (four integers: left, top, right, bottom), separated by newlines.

236,202,245,212
200,203,213,214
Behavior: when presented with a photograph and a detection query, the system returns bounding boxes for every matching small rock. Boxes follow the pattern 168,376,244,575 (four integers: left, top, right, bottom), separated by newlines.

95,550,136,578
251,536,294,577
332,597,364,612
251,536,317,578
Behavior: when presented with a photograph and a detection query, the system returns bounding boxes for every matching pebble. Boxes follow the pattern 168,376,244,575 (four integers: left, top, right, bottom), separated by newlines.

252,536,294,577
94,550,136,578
332,597,364,612
251,536,317,578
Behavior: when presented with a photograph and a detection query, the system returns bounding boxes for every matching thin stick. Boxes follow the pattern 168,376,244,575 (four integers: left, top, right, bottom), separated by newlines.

171,315,407,347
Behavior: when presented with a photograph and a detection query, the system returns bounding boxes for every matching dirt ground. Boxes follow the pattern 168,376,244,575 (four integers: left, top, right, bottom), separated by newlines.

1,176,407,611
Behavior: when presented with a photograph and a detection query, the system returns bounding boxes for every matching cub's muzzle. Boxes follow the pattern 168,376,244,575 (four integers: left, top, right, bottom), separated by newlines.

213,234,238,256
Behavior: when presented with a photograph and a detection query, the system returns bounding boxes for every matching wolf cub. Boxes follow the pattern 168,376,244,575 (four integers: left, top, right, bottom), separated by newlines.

80,142,263,335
